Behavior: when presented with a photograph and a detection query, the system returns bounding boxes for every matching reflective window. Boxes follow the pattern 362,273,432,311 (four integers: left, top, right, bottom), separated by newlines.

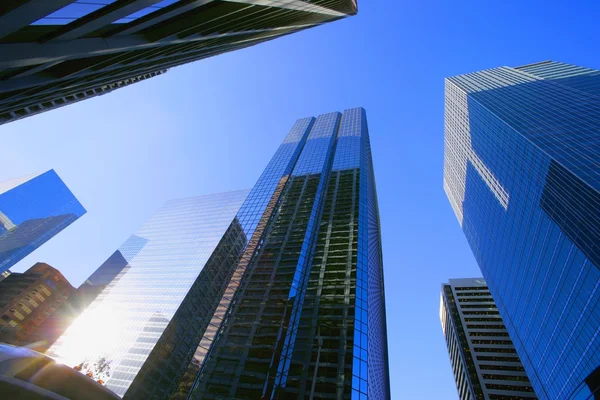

48,108,390,399
47,190,249,396
114,0,179,24
0,170,85,274
444,61,600,399
32,1,118,25
187,108,390,400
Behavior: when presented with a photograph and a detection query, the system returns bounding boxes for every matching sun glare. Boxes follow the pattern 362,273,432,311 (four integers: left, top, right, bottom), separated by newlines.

50,301,123,370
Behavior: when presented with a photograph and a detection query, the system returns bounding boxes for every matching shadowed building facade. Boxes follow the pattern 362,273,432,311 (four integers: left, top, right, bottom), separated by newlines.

440,278,536,399
0,0,357,125
47,107,390,400
186,108,389,400
0,170,86,275
444,61,600,400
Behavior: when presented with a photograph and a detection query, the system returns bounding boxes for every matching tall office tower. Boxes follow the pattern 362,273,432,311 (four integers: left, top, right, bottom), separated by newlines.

0,1,358,125
0,170,86,275
0,262,75,348
48,191,251,395
186,108,389,400
440,278,537,399
444,61,600,400
48,107,390,400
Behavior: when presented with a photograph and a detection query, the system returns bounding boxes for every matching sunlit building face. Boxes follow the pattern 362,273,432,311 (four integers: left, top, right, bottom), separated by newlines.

444,61,600,400
47,191,249,395
0,170,85,275
48,108,390,400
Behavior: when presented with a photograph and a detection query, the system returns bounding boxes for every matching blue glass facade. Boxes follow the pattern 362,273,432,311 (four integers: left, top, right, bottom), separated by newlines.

444,61,600,400
0,170,85,274
46,108,389,399
273,112,340,390
188,108,390,400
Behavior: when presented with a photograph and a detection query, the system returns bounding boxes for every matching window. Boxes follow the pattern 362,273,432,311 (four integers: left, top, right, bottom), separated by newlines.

18,302,32,314
10,309,25,320
38,285,51,296
25,296,39,308
31,0,117,25
115,0,179,24
32,291,45,302
45,279,57,291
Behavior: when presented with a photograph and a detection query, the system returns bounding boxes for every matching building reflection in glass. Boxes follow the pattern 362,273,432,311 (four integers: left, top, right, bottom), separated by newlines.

47,108,390,400
47,191,249,396
0,170,86,274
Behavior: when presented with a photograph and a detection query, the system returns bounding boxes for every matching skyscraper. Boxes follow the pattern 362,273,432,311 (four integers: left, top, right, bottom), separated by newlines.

0,170,86,274
187,108,389,400
48,190,251,395
440,278,536,399
444,61,600,400
48,107,390,400
0,1,358,125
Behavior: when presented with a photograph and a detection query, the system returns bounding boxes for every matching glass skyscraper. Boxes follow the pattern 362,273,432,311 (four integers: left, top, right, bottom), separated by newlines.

440,278,536,399
444,61,600,400
0,0,357,125
47,191,250,396
187,108,389,400
48,107,390,400
0,170,86,275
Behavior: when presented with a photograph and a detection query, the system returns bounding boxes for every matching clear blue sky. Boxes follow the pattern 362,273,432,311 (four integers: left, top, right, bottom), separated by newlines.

1,1,599,398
